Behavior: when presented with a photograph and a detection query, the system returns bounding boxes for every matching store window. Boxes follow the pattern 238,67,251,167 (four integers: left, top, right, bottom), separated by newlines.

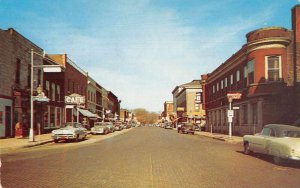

50,106,55,127
265,56,281,82
248,60,254,84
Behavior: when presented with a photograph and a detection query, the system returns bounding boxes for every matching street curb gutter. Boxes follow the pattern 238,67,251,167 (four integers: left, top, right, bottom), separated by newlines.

23,140,53,148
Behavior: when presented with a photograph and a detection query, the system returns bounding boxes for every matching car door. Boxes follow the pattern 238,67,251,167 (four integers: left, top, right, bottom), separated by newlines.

252,128,271,154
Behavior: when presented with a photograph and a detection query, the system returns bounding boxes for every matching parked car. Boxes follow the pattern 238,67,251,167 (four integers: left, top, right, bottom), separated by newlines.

106,122,115,133
113,121,123,131
243,124,300,163
91,122,110,135
177,122,195,134
52,122,88,143
164,122,173,129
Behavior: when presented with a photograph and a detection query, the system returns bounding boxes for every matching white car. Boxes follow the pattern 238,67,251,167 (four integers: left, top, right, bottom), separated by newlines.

243,124,300,163
52,122,88,143
91,122,110,135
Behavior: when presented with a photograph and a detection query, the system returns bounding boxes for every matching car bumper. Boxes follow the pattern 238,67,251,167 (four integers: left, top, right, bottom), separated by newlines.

287,156,300,161
91,130,105,134
52,134,76,140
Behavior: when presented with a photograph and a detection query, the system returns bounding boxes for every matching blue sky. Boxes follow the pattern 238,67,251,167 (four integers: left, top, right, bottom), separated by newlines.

1,0,298,112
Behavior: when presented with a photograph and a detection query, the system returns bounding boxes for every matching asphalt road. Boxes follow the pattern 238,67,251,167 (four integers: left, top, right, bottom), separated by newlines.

1,126,300,188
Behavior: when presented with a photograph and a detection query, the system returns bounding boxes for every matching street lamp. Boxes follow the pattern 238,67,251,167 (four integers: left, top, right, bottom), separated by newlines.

29,49,63,142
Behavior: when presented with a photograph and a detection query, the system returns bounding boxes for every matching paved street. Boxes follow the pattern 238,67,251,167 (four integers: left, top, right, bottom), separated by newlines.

1,126,300,188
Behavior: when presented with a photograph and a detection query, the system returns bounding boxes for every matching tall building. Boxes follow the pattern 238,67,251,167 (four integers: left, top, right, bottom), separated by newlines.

172,80,205,121
163,101,174,122
203,5,300,135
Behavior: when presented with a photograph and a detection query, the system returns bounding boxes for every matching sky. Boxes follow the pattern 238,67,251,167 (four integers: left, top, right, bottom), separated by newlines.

0,0,299,112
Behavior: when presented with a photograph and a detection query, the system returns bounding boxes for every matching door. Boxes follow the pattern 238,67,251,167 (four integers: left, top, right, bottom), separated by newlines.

5,106,12,137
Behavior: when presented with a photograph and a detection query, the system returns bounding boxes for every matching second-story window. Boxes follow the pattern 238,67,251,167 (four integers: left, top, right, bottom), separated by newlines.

265,56,281,82
221,80,224,90
230,74,233,85
236,70,240,82
247,60,254,84
213,85,215,93
45,81,50,97
217,82,219,91
224,77,227,88
52,83,55,101
16,59,21,85
57,85,60,102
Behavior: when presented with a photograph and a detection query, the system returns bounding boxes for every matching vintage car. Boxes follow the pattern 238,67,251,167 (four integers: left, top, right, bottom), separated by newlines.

164,122,173,129
52,122,88,143
177,122,195,134
243,124,300,163
113,121,124,131
106,122,115,133
91,122,110,135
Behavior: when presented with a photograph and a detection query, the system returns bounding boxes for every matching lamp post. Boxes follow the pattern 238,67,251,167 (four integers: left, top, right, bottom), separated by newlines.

29,49,63,142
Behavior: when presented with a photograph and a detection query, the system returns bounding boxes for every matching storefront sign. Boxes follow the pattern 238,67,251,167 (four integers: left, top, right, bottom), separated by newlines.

65,95,85,105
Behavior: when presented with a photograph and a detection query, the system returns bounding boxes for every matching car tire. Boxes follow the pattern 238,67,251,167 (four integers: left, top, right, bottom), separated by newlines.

75,134,79,142
244,142,251,155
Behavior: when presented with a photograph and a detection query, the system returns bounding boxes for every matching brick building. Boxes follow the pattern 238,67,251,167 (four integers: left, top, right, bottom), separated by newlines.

203,5,300,135
163,101,174,122
47,54,88,124
0,28,43,138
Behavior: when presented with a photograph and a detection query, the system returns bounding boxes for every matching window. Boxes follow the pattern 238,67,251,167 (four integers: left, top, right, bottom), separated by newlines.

261,128,271,136
51,83,55,101
15,59,21,84
213,85,215,93
38,69,41,86
217,83,219,91
221,80,224,89
224,78,228,87
236,70,240,82
265,56,281,82
248,60,254,84
244,66,247,78
57,85,60,102
230,74,233,85
45,81,50,97
27,64,31,87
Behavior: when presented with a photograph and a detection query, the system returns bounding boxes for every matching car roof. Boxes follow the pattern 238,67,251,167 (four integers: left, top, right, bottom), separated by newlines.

264,124,300,131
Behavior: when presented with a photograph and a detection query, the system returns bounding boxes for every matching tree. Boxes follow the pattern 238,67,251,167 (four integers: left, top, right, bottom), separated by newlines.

132,108,159,124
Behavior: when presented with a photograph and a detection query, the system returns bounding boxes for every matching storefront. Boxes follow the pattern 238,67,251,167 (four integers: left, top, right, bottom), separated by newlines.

0,97,13,138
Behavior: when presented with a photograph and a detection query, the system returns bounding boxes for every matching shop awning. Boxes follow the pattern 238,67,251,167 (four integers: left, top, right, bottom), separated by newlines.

77,108,101,119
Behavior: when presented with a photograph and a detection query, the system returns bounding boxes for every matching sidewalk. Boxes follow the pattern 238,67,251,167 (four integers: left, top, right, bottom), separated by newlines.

0,133,53,154
195,131,243,145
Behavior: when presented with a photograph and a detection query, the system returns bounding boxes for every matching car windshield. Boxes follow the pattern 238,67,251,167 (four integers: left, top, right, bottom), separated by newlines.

62,122,80,128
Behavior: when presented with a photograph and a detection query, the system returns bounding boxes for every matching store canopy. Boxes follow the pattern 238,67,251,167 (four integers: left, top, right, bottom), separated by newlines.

77,108,101,119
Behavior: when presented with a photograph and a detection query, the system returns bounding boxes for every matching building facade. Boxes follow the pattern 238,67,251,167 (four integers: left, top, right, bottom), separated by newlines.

172,80,206,120
204,6,300,135
163,101,174,122
0,28,43,138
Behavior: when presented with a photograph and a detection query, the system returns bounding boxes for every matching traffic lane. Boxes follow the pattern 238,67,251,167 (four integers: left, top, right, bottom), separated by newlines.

2,126,300,188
